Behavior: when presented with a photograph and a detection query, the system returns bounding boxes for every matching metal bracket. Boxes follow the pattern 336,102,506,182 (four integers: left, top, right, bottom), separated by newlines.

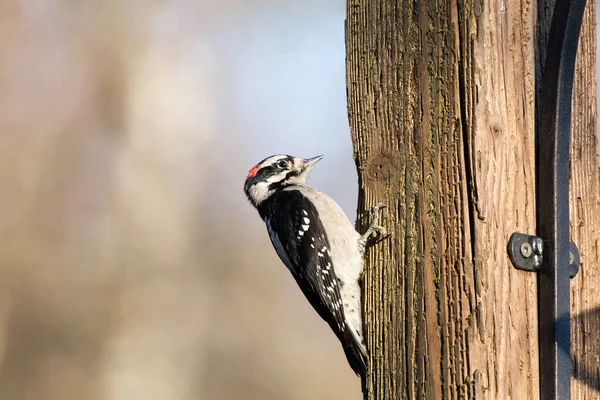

508,233,543,272
508,233,581,278
532,0,587,393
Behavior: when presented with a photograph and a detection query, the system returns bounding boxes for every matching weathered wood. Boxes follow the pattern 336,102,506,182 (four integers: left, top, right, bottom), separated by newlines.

345,0,563,397
569,1,600,397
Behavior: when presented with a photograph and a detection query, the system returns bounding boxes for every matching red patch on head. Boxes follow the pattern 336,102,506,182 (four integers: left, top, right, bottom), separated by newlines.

246,166,260,179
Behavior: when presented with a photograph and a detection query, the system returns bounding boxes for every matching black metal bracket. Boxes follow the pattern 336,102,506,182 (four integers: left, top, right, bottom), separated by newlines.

536,0,587,393
508,233,580,278
508,0,588,395
507,233,544,272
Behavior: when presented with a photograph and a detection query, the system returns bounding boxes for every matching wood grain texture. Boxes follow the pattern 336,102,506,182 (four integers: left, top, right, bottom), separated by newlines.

346,0,540,398
569,1,600,397
467,0,540,396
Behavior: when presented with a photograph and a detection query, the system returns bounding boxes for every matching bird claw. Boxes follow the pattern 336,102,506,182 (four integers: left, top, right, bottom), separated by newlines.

359,202,393,248
379,231,394,240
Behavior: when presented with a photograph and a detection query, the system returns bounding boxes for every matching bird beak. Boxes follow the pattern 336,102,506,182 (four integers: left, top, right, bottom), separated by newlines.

302,155,324,173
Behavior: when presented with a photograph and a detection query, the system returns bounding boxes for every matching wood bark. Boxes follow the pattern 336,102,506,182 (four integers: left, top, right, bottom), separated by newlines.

345,0,599,398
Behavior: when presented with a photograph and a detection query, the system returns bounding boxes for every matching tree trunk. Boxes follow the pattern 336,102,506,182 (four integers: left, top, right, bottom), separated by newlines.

345,0,599,398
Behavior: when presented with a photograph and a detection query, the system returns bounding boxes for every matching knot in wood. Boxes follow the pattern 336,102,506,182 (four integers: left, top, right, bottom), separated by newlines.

365,152,397,182
490,123,503,137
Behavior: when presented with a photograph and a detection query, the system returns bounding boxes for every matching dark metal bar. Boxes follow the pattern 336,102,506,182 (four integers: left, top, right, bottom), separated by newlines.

537,0,587,395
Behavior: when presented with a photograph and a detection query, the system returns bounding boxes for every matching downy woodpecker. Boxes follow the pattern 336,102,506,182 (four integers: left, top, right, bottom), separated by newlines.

243,154,390,376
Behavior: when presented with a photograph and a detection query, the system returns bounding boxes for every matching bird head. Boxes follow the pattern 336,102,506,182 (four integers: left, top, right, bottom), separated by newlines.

244,154,323,206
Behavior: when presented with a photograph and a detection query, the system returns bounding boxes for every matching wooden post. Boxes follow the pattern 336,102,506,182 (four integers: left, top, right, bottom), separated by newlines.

345,0,599,398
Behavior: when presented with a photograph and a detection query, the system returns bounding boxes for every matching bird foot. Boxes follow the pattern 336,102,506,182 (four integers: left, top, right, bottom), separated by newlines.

358,202,393,251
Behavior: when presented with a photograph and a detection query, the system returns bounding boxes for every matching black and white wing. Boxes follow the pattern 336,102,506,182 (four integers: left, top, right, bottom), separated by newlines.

261,189,366,376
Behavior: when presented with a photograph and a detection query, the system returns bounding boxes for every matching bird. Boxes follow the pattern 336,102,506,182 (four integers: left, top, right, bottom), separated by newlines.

243,154,391,376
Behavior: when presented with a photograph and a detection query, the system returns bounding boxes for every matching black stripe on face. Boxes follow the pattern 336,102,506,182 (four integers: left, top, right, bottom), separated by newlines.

267,169,300,191
256,165,277,180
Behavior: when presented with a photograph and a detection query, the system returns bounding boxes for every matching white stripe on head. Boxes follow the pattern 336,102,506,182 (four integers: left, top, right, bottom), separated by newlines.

265,169,289,184
258,155,288,169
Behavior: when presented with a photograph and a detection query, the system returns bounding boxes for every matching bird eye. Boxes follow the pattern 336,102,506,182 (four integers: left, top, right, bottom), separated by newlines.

277,160,289,169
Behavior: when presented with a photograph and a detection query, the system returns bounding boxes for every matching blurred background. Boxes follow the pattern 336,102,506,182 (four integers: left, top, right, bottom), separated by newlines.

0,1,362,399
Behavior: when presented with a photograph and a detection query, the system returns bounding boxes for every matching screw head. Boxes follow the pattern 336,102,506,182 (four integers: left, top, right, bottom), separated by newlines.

520,242,533,258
